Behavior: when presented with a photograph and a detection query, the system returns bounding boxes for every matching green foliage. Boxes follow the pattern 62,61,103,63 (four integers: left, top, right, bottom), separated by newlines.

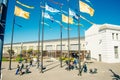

22,50,26,54
16,57,24,62
27,49,33,55
34,50,39,54
33,50,40,56
59,57,74,62
2,57,8,61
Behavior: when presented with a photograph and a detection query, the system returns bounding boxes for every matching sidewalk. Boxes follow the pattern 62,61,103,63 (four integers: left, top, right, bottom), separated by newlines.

1,59,120,80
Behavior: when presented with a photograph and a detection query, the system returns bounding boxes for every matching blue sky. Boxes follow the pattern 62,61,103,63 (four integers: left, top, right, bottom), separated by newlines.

4,0,120,43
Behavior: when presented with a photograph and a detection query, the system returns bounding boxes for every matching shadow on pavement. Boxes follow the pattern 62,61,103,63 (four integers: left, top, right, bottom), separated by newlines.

44,64,60,72
44,61,58,67
109,69,120,80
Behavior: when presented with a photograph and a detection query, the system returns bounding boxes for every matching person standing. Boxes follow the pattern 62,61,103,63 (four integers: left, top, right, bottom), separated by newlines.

83,63,87,73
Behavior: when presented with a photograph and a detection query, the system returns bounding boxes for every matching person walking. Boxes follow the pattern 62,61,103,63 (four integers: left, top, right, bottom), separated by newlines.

15,64,20,75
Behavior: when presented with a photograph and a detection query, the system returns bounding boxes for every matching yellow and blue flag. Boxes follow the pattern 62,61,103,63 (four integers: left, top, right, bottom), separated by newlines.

80,1,94,16
14,6,30,19
62,14,73,24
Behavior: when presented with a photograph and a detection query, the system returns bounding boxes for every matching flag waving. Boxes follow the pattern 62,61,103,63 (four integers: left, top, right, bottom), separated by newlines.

43,12,54,21
69,9,76,16
80,1,94,16
43,12,51,19
14,6,30,19
69,9,79,20
45,4,60,13
16,0,34,9
62,14,73,24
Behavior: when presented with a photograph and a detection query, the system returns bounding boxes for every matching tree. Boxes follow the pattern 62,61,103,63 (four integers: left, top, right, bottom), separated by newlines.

7,49,15,56
33,50,40,56
27,49,33,58
7,49,15,70
22,49,27,57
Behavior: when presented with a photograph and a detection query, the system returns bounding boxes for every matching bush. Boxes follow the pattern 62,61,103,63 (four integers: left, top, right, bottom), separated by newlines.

2,57,8,61
16,57,24,62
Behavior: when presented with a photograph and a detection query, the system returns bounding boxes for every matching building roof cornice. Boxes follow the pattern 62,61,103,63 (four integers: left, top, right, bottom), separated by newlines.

99,23,120,31
4,37,85,45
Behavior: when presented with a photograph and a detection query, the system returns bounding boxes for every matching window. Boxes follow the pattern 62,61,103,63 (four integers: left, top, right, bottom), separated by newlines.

114,46,119,58
83,44,85,47
56,45,65,50
29,46,33,49
46,45,53,51
112,33,114,40
70,44,78,50
116,33,118,40
23,46,27,50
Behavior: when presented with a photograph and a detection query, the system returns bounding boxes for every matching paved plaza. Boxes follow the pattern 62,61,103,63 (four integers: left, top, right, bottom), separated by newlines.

1,59,120,80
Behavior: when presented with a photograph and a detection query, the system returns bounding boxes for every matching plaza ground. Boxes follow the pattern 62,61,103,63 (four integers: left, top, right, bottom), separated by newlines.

1,59,120,80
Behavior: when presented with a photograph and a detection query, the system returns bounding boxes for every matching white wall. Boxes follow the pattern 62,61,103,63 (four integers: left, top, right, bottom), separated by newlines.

85,24,101,61
85,24,120,63
102,29,120,63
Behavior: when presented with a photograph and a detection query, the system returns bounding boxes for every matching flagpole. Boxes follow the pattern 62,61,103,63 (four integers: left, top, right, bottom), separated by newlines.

41,10,44,73
60,4,63,68
77,0,81,76
37,28,40,68
67,0,70,70
9,14,15,70
8,0,17,70
78,16,82,76
40,0,45,73
37,8,41,68
20,42,23,62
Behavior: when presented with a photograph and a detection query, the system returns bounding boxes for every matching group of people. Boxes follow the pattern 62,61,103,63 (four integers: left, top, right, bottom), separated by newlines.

64,53,89,73
65,58,98,74
15,60,32,75
65,58,78,70
65,53,79,70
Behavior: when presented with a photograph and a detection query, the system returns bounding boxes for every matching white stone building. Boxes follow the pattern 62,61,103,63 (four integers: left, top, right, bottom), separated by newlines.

85,24,120,63
3,37,86,56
